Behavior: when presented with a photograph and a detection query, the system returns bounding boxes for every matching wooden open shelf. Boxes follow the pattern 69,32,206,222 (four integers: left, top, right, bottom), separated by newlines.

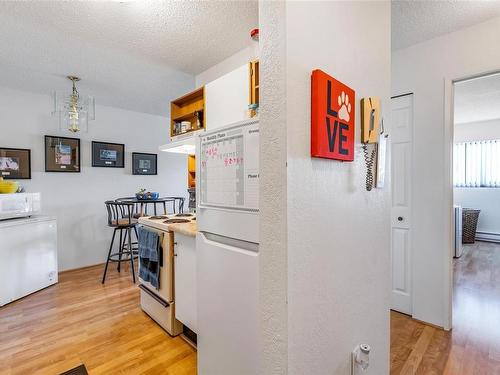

188,154,196,188
170,87,205,138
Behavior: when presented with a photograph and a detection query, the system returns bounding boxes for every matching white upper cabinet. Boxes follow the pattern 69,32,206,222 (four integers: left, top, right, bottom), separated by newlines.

205,64,249,130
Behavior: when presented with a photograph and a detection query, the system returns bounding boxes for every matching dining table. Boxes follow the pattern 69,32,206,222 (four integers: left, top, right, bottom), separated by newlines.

115,196,185,217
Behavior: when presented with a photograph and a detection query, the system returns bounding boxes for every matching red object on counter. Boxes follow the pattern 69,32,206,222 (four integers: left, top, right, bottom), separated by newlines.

311,69,355,161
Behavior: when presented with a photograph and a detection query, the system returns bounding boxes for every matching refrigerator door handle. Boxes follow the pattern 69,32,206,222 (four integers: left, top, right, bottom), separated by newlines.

199,231,258,254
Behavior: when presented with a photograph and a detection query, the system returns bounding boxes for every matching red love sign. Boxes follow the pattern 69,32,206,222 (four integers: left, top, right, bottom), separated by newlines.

311,69,355,161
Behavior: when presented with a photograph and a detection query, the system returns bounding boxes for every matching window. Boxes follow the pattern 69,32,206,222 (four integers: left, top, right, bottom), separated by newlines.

454,140,500,187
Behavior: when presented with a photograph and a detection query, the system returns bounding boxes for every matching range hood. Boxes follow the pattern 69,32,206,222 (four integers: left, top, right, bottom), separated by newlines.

159,132,197,155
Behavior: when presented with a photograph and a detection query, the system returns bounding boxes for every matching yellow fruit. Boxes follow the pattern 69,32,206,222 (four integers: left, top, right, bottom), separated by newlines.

0,177,18,194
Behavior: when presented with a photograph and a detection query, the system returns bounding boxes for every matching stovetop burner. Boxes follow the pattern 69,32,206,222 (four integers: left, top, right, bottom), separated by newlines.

149,216,169,220
175,213,194,217
164,218,191,224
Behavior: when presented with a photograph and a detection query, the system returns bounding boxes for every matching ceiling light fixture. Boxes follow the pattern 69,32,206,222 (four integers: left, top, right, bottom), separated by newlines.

52,76,95,133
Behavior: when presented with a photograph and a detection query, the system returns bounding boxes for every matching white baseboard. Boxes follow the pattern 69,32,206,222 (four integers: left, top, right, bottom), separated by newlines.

475,231,500,243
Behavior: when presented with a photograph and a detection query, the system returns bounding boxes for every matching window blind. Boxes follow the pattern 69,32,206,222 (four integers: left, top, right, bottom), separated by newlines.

454,140,500,187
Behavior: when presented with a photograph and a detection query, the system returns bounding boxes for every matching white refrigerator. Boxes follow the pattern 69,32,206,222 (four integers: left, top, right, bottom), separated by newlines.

197,118,259,375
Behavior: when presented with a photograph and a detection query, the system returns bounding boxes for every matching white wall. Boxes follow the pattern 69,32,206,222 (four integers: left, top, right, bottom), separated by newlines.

392,16,500,328
0,86,188,271
454,118,500,237
260,2,391,374
259,1,288,373
195,45,258,87
455,188,500,235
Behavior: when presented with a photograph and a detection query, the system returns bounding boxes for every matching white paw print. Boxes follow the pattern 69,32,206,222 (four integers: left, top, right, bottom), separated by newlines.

338,91,351,122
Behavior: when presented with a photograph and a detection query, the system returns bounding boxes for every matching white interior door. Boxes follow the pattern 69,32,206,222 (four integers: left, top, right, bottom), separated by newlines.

391,94,413,315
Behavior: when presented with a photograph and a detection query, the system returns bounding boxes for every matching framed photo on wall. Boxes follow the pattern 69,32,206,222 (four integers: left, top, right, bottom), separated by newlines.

92,141,125,168
45,136,80,173
132,152,157,175
0,147,31,179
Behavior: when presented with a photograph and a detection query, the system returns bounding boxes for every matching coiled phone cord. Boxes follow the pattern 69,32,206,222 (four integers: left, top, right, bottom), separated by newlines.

362,143,376,191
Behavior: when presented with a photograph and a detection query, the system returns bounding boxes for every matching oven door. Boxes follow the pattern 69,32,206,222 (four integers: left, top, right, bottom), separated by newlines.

138,226,174,303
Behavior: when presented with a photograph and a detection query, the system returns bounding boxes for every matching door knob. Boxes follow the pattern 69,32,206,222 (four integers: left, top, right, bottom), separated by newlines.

397,216,404,221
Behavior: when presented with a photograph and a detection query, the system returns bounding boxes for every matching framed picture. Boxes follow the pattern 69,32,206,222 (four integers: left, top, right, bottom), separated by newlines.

45,136,80,172
0,147,31,179
132,152,157,175
311,69,355,161
92,141,125,168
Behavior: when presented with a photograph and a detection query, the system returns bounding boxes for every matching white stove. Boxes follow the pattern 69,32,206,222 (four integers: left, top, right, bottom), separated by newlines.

137,214,195,336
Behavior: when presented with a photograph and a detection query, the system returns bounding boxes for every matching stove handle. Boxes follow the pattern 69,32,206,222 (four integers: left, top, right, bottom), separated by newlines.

138,284,170,307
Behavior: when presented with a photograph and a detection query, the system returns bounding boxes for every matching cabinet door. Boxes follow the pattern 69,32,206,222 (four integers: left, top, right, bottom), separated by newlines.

205,64,248,130
174,233,197,333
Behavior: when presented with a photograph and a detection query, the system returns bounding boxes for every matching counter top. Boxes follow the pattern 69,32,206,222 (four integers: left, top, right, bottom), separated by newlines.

138,215,197,237
168,221,197,237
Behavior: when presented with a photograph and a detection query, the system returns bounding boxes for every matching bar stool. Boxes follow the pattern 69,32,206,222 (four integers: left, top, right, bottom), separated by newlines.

115,197,141,251
115,197,144,218
102,201,138,284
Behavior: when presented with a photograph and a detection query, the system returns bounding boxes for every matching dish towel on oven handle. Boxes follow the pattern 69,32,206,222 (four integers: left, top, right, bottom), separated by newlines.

138,226,161,289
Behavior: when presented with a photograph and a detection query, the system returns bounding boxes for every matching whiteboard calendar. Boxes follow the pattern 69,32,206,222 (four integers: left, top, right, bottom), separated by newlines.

199,120,259,211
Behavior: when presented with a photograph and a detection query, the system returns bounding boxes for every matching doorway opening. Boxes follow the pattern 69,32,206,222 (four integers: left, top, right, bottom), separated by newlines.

451,71,500,344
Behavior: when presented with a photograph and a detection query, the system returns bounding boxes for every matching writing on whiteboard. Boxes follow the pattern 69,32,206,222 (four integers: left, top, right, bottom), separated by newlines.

200,122,259,211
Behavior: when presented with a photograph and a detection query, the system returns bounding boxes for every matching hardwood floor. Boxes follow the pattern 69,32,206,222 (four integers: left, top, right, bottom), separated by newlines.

5,241,500,374
0,263,197,375
391,241,500,374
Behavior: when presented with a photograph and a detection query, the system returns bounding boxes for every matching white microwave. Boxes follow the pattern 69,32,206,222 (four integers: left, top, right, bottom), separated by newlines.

0,193,41,220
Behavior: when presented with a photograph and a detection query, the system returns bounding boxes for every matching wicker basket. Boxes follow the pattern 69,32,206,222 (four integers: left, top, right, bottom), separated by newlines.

462,209,481,244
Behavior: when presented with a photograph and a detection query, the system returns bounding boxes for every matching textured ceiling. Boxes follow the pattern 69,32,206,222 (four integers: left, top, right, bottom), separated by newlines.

455,72,500,124
0,1,258,116
392,0,500,50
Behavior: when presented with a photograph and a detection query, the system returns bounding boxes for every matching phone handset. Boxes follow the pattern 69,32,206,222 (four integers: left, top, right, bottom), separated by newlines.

361,97,381,191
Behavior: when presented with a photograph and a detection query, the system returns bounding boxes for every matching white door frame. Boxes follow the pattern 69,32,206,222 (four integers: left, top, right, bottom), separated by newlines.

443,77,454,331
443,68,500,331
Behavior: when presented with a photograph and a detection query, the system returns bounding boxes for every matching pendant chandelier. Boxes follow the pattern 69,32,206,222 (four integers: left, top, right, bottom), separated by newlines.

52,76,95,133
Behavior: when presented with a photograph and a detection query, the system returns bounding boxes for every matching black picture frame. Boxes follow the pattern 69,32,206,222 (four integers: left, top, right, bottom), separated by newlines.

132,152,157,175
0,147,31,179
45,135,81,173
92,141,125,168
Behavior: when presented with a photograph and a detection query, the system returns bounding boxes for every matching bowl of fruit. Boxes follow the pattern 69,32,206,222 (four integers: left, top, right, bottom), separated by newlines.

0,177,19,194
135,189,159,200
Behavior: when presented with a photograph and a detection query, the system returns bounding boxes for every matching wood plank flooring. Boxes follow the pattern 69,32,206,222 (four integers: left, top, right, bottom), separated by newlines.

0,263,197,375
391,241,500,374
4,241,500,374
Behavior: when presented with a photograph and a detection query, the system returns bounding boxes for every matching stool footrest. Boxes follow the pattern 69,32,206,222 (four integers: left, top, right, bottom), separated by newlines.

108,252,138,262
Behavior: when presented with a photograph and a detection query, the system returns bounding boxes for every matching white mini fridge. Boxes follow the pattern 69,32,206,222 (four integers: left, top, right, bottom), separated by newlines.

197,118,260,375
0,216,58,306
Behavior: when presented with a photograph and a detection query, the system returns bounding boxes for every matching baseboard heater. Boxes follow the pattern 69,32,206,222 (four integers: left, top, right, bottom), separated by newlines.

475,231,500,243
